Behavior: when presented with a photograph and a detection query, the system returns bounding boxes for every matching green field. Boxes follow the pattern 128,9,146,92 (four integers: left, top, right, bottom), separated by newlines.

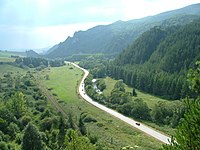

40,64,163,149
0,51,25,62
0,51,25,57
0,64,26,76
43,65,83,103
103,77,171,109
102,77,176,135
0,57,16,62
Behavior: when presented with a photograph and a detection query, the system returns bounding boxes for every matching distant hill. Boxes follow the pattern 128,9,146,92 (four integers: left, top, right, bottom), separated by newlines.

26,50,40,57
46,3,200,58
108,19,200,100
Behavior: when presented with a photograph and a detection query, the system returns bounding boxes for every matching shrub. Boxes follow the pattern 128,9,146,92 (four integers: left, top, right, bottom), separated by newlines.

83,115,97,123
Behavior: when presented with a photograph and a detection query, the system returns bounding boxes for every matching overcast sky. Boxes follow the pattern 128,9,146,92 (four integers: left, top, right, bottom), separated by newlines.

0,0,199,50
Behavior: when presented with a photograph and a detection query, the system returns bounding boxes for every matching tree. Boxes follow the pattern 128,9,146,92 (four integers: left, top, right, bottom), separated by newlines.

78,114,87,136
132,88,137,96
187,61,200,94
163,61,200,149
131,98,151,120
22,123,44,150
96,79,106,91
48,129,59,150
66,113,76,130
8,92,27,119
0,141,8,150
58,117,66,149
64,129,96,150
114,80,125,92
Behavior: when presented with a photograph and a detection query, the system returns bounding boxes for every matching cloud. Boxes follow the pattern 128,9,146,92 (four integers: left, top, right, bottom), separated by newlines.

119,0,200,20
0,0,199,49
85,7,117,16
0,22,111,49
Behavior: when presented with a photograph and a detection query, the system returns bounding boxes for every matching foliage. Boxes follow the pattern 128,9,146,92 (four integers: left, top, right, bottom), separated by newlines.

15,57,48,68
163,62,200,149
22,123,44,150
109,19,200,100
78,114,87,136
64,129,96,150
187,61,200,94
0,66,96,149
46,6,200,58
49,59,65,67
96,79,106,91
7,92,27,119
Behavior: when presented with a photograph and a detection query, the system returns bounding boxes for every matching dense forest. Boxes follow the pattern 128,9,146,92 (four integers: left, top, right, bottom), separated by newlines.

108,19,200,100
163,62,200,149
14,57,65,69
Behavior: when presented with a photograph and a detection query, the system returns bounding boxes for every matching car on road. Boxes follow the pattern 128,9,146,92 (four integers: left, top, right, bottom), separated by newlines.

136,122,140,126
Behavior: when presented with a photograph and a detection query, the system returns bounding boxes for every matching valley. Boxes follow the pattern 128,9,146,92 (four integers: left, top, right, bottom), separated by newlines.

0,2,200,150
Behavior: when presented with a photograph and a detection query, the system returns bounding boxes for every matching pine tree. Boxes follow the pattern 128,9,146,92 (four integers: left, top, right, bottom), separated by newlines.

78,114,87,136
163,61,200,149
58,117,66,149
22,123,44,150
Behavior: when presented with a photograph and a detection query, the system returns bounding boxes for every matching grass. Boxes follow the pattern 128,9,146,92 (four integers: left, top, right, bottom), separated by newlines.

0,51,25,57
0,51,25,62
43,65,83,103
102,76,176,136
0,57,16,62
103,77,171,109
40,64,163,149
0,51,14,57
0,64,26,76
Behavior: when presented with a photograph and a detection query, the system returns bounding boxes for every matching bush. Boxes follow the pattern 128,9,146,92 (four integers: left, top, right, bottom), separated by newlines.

83,115,97,123
0,141,8,150
21,116,32,127
96,122,104,127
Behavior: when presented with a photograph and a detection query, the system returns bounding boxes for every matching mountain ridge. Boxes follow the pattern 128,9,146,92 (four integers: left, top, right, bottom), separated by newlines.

46,3,200,58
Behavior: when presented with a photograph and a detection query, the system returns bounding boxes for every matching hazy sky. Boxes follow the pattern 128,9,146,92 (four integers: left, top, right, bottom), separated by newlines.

0,0,199,50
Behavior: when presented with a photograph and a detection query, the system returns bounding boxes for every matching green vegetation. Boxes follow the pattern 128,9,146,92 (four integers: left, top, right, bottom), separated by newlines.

163,61,200,149
103,77,182,135
0,64,26,76
0,57,16,62
46,4,200,58
0,63,97,149
103,77,170,109
109,19,200,100
15,57,48,68
40,63,163,149
44,65,82,103
0,51,22,57
1,4,199,149
0,51,20,62
85,75,184,135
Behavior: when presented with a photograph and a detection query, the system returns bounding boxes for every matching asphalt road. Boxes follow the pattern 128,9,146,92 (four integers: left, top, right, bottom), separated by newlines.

67,61,171,144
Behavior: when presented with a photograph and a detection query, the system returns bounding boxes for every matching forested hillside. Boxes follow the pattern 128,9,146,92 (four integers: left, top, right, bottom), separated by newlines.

108,19,200,100
46,4,200,58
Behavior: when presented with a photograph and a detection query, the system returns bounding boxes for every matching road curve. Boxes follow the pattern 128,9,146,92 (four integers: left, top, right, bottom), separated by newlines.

67,61,171,144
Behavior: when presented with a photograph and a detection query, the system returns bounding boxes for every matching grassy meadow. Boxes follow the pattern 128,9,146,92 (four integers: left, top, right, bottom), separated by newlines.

103,77,171,109
0,56,165,149
0,64,26,76
102,77,176,135
0,51,25,62
40,64,163,149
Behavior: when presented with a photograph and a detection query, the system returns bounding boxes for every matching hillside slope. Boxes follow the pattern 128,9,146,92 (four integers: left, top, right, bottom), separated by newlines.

108,19,200,99
46,3,200,58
